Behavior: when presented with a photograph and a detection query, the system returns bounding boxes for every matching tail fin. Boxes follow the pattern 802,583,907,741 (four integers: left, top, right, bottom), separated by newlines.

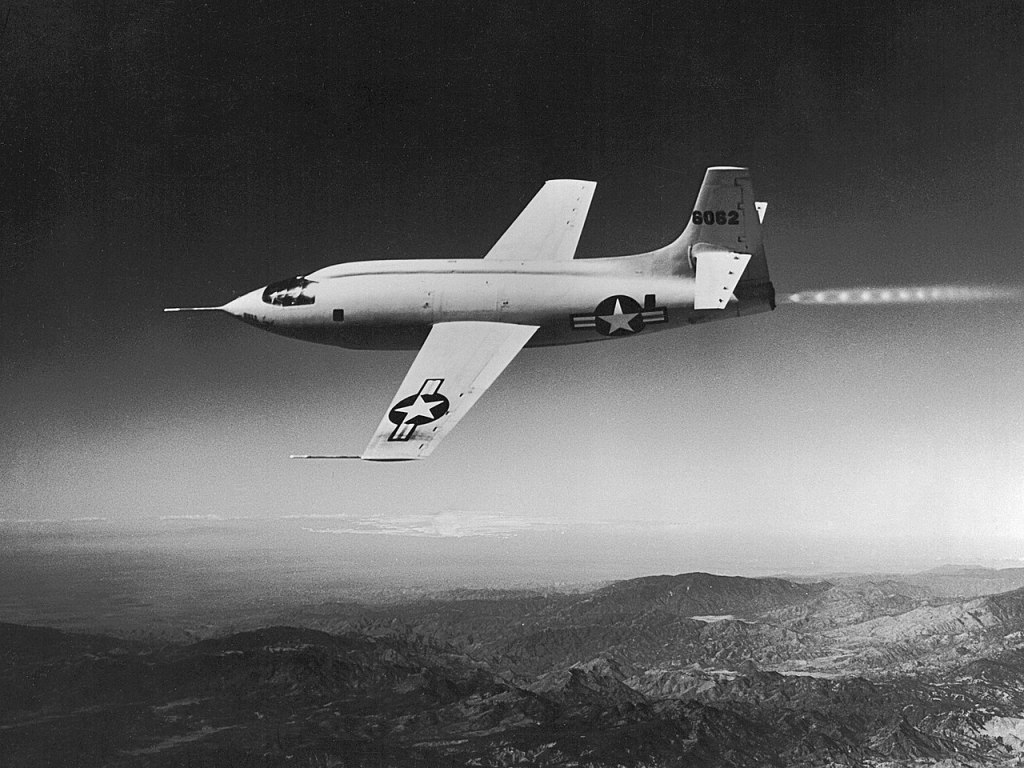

637,166,774,312
681,166,769,282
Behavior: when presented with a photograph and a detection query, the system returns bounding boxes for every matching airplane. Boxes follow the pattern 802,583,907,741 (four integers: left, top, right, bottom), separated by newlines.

166,166,775,461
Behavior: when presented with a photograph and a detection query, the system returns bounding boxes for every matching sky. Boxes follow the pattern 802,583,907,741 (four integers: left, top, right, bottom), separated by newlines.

2,1,1024,584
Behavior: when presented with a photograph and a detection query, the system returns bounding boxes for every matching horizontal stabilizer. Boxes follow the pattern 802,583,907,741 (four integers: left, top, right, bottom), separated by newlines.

693,243,752,310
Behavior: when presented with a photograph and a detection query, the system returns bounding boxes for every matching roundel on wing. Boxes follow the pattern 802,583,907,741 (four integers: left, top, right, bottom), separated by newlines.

594,294,645,336
387,391,450,426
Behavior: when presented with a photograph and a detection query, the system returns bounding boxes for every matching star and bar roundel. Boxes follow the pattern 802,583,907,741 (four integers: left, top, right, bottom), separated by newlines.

571,294,667,336
387,378,450,442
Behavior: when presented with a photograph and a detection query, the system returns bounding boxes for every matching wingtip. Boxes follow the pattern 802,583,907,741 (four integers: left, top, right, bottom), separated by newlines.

543,178,597,186
289,454,363,460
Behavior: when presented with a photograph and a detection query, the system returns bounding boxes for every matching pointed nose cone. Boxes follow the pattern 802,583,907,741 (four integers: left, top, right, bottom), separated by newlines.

221,289,264,319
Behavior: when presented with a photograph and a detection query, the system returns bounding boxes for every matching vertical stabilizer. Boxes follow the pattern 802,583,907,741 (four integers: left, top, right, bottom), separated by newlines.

680,166,769,284
622,166,774,313
629,166,774,312
630,168,768,280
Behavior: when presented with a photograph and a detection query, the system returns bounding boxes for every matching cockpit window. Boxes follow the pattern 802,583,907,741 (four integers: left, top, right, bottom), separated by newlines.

262,276,316,306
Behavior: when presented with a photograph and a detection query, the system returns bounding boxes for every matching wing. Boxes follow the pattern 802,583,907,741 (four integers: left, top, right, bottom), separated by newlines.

362,321,539,461
484,179,596,261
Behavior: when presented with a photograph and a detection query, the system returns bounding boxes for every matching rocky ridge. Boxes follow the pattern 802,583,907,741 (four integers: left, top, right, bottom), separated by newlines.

3,572,1024,766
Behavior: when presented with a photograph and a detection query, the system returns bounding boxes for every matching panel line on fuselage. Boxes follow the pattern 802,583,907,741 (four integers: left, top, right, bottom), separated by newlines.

307,258,648,282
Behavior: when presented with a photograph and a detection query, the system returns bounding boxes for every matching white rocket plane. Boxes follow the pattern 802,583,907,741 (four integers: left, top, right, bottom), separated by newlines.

167,166,774,460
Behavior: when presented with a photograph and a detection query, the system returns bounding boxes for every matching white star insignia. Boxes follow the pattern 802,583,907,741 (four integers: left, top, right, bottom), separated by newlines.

599,298,639,333
394,395,443,423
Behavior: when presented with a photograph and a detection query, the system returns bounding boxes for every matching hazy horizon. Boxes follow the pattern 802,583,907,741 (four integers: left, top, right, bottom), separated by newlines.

3,514,1024,640
4,515,1023,586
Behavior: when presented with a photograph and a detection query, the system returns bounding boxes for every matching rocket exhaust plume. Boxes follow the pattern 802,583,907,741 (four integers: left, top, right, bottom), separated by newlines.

780,285,1023,306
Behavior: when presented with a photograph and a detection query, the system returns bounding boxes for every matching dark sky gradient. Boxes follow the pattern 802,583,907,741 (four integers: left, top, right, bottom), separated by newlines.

3,1,1024,578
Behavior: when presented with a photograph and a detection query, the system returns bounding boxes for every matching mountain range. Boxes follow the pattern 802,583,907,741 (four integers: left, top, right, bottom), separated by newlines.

3,568,1024,766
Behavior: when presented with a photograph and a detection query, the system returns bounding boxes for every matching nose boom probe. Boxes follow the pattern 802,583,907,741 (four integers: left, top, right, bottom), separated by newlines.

163,306,227,312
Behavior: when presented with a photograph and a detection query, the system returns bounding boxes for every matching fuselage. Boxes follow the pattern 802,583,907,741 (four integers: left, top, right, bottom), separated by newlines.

224,254,775,350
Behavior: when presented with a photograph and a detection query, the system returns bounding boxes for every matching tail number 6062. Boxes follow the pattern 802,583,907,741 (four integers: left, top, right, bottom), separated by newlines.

692,210,740,226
